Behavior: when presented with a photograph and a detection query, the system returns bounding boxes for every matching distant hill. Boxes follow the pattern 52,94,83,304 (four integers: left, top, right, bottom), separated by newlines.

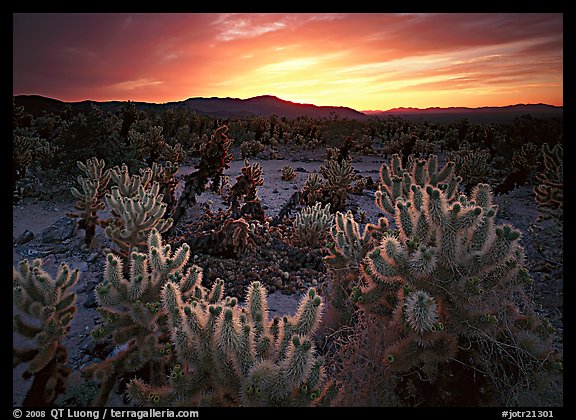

363,104,563,123
13,94,368,120
14,95,562,123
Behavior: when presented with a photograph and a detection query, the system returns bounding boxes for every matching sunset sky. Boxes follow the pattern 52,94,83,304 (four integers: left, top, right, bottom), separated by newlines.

12,13,563,111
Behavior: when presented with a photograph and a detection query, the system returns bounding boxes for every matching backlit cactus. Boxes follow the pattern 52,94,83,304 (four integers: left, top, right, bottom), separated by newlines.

104,181,173,256
301,172,323,206
84,229,195,405
320,158,356,210
220,217,257,256
109,163,153,198
68,157,110,246
375,153,460,216
325,210,387,268
449,145,492,193
534,143,563,221
150,161,179,212
281,164,297,181
126,281,332,406
350,180,560,398
293,202,334,248
13,259,79,405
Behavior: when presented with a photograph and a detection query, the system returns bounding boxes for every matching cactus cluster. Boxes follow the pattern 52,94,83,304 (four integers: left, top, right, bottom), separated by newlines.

12,130,57,198
129,125,184,165
104,166,173,257
319,159,356,210
301,173,323,206
512,142,540,175
281,164,297,181
228,160,266,222
240,139,265,158
325,211,387,269
299,159,357,211
219,217,257,256
84,229,193,405
534,143,563,221
448,145,492,192
84,229,331,406
13,259,79,405
68,157,110,246
375,153,461,216
150,161,179,213
344,178,560,402
126,281,332,406
293,202,334,248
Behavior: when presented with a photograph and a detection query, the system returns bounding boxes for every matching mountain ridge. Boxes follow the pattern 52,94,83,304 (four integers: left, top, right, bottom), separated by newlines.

13,94,562,122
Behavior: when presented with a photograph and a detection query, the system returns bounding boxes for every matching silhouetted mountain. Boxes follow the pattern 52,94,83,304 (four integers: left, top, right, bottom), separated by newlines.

364,104,563,122
14,94,368,120
14,95,562,123
167,95,369,119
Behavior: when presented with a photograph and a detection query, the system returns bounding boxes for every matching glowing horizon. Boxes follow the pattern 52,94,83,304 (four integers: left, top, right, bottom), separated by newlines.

13,13,563,111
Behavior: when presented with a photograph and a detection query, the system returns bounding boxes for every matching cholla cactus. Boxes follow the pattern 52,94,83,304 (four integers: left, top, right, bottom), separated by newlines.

13,135,32,191
68,157,110,246
512,142,540,175
171,126,233,227
325,210,387,268
293,202,334,248
126,280,332,406
150,161,179,212
319,158,356,210
84,229,195,405
13,259,79,405
241,140,265,158
228,160,266,222
534,143,563,221
129,125,165,164
220,217,257,256
12,131,57,198
353,182,560,397
109,163,153,198
161,142,185,164
449,146,492,193
281,165,297,181
104,181,173,256
375,153,460,216
301,172,323,206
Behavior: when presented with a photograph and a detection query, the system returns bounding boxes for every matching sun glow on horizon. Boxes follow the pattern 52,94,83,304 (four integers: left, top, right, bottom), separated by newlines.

13,13,563,110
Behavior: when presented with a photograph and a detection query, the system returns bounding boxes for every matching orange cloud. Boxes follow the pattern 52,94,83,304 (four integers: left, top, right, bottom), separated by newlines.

13,13,563,110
